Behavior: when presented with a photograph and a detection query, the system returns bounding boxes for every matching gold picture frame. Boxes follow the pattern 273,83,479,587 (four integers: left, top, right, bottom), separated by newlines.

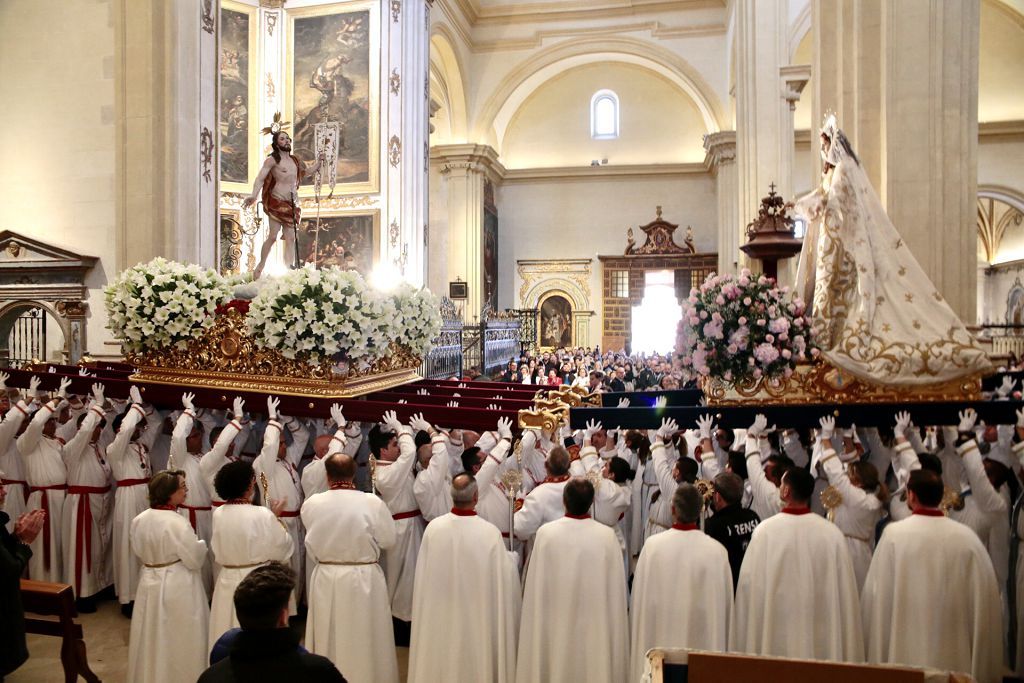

537,291,574,351
286,0,381,197
297,209,380,277
219,0,260,194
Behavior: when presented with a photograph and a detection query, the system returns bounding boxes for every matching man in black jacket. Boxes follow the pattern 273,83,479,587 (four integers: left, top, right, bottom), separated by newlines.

703,472,760,589
1,479,45,682
198,562,346,683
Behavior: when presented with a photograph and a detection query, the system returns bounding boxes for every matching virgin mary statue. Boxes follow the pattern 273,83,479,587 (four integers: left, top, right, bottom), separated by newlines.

790,114,991,386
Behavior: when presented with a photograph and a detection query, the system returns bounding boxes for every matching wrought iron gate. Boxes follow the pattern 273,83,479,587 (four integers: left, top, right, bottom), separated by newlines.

8,307,46,367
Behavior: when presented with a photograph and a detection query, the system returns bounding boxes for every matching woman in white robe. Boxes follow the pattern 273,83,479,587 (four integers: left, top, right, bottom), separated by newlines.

790,114,990,386
127,470,209,683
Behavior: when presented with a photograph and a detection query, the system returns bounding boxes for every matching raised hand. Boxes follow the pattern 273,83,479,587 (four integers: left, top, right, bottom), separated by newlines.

181,392,196,412
493,394,503,401
585,419,602,439
417,388,429,396
381,410,402,435
697,414,717,440
998,376,1017,399
497,417,513,440
129,386,143,404
659,417,680,439
78,368,91,377
447,400,459,408
232,397,245,419
91,383,105,405
266,396,280,421
745,411,770,438
56,377,72,400
654,396,668,408
397,399,408,405
894,411,912,435
487,403,498,411
0,372,8,391
957,408,977,433
409,413,432,434
617,397,631,408
457,383,466,389
330,403,346,428
818,415,835,440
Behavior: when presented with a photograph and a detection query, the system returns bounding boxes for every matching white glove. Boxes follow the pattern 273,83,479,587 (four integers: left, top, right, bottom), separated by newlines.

497,417,513,440
78,368,91,377
56,377,71,400
1017,408,1024,429
696,414,716,440
48,366,56,374
232,397,245,419
658,418,679,439
654,396,668,408
818,415,835,441
266,396,280,421
894,411,911,435
585,419,602,440
397,399,408,404
91,383,105,405
447,400,459,408
453,393,460,398
417,388,429,396
617,398,630,408
382,410,403,435
998,376,1017,399
493,394,503,400
129,386,143,405
748,414,768,438
487,403,499,411
0,372,8,391
181,392,195,412
409,413,432,434
457,383,466,389
27,375,40,399
330,403,346,428
957,408,977,433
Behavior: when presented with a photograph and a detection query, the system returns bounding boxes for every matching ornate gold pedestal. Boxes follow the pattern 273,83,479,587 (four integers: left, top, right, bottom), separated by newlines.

699,359,983,406
126,310,422,398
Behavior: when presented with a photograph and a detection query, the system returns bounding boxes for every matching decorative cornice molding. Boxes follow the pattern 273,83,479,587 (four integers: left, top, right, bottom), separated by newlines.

502,162,708,183
702,130,736,172
431,143,507,181
470,0,723,26
793,120,1024,147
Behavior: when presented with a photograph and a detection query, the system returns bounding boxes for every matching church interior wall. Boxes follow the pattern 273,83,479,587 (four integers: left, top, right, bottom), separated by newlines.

0,0,119,355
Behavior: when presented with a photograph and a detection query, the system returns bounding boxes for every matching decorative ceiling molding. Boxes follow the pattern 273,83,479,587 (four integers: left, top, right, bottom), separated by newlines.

502,162,708,183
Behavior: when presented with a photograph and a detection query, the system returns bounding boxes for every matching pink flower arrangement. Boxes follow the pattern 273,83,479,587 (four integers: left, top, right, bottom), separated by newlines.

676,269,815,384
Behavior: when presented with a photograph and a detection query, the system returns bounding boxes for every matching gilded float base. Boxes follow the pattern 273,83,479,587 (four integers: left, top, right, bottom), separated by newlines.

700,360,983,406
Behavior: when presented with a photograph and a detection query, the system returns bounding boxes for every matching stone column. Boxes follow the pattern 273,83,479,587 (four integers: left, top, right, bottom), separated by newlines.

733,0,791,273
432,144,503,321
704,131,738,276
812,0,980,322
55,301,89,364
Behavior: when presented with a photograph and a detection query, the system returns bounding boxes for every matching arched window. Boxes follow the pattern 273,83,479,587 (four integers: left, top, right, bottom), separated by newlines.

591,90,619,139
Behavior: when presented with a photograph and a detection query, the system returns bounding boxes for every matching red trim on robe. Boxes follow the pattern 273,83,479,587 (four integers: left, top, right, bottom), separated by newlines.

912,507,945,517
450,507,477,516
781,506,812,515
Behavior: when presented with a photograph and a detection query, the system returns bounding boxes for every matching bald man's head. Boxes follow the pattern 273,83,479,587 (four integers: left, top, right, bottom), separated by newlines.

463,430,481,449
313,434,334,459
451,473,478,508
324,453,356,483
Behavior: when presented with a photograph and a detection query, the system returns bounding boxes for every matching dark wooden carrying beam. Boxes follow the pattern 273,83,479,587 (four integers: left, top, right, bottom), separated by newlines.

20,579,101,683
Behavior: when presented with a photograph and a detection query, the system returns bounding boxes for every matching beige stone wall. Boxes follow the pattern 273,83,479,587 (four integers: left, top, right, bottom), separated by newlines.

0,0,118,353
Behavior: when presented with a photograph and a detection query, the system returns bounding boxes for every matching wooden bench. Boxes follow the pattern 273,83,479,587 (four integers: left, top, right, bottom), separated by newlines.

20,579,100,683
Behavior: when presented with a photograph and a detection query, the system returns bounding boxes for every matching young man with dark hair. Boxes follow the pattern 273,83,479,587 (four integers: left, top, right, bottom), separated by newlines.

518,478,628,683
860,468,1002,683
198,562,346,682
731,424,862,663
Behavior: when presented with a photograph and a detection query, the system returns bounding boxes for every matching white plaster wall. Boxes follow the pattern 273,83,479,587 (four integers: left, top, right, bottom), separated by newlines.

0,0,118,354
498,172,717,343
427,163,451,299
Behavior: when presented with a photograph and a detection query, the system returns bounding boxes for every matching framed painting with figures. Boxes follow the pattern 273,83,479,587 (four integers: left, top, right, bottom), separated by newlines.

298,211,379,277
287,1,380,196
539,293,573,349
219,0,258,192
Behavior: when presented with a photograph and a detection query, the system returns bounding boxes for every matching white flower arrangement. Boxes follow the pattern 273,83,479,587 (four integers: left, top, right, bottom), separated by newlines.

390,282,443,356
246,265,395,368
104,257,231,353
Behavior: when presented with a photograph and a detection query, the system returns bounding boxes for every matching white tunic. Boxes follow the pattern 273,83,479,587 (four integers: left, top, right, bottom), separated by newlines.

300,427,358,498
731,508,864,662
820,449,883,591
862,512,1003,683
208,501,293,651
408,511,520,683
127,508,209,683
412,434,452,522
303,487,398,683
0,402,31,533
629,526,733,682
108,404,160,604
374,430,424,621
198,418,244,505
170,410,215,593
744,436,782,521
471,439,515,538
61,405,111,598
254,418,308,601
516,516,628,683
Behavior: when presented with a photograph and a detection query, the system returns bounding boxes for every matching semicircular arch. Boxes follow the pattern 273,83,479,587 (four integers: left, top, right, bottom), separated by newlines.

477,37,724,153
522,277,589,312
429,27,468,142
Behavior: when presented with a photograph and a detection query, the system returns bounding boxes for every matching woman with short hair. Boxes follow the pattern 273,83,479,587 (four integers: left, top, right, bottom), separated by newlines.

127,470,210,683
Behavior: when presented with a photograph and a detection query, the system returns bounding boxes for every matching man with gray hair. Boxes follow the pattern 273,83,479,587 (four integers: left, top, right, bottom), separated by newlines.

629,484,733,681
408,474,520,683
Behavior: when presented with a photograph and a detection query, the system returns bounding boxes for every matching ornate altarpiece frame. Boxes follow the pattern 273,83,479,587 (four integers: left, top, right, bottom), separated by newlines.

516,259,594,351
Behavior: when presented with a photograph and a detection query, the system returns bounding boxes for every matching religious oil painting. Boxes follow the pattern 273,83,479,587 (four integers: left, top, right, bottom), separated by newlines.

539,294,573,349
288,1,380,195
299,211,379,277
220,2,255,186
483,208,498,312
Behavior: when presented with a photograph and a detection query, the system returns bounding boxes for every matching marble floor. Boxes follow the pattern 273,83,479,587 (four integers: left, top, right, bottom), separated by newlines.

7,601,410,683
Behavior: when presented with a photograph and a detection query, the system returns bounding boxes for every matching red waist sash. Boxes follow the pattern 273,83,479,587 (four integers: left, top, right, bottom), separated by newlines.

28,484,68,572
68,485,110,593
393,509,422,521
